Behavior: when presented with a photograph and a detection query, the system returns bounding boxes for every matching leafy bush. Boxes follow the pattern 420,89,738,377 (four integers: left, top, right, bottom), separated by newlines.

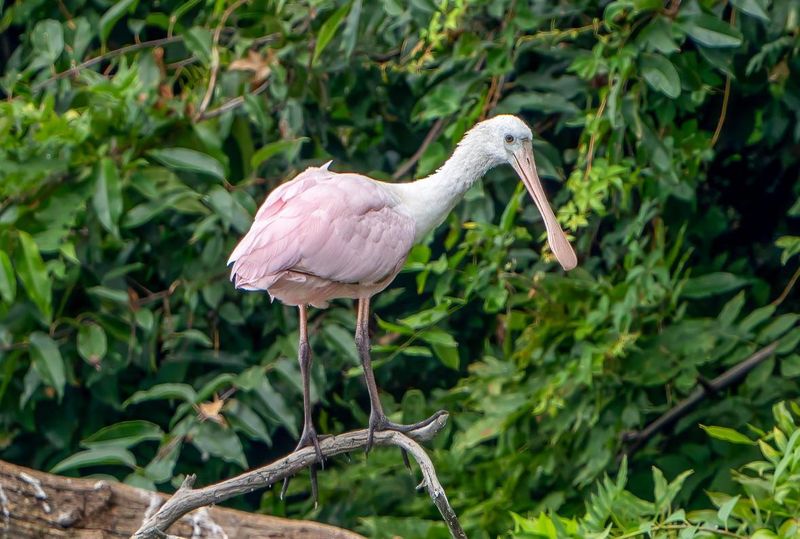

0,0,798,537
510,401,800,539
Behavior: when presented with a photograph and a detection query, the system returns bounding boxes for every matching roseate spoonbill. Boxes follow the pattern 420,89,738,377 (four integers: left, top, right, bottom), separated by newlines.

228,114,577,499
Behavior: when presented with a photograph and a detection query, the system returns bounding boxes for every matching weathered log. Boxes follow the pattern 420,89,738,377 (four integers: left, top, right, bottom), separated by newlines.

0,458,363,538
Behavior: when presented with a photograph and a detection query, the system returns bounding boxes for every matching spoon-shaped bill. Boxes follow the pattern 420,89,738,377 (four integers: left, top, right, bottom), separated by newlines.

510,141,578,271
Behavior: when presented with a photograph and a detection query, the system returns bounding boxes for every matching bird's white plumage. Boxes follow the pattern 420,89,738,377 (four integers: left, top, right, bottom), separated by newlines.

228,114,577,307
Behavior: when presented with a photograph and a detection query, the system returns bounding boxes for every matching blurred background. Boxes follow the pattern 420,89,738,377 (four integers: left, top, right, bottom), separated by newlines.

0,0,799,537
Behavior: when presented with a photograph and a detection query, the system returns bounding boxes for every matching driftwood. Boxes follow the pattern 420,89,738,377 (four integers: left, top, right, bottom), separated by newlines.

0,458,361,538
134,410,467,539
622,342,779,456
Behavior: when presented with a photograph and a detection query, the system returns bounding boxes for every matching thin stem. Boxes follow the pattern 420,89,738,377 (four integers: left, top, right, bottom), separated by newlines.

771,264,800,307
393,118,446,179
195,0,251,120
584,89,609,179
195,79,269,121
32,36,183,91
710,9,736,148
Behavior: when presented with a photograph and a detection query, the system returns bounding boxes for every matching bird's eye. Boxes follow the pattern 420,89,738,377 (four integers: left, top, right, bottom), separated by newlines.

504,134,515,144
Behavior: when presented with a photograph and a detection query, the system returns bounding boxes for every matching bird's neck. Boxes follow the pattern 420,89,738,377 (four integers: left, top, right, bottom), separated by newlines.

392,142,495,242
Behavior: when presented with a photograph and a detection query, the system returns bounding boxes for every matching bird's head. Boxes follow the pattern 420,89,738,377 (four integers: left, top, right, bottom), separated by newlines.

465,114,577,271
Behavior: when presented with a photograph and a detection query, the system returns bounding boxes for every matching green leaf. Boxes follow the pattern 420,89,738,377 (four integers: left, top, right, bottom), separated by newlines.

250,138,308,170
341,0,362,59
226,400,272,444
680,13,743,48
144,438,181,483
497,91,580,116
780,354,800,377
69,17,93,60
77,324,108,366
637,16,679,54
718,291,745,326
640,53,681,98
51,447,137,474
432,343,459,370
323,324,359,365
775,236,800,264
31,20,64,63
0,250,16,304
700,424,756,445
191,421,247,468
148,148,225,180
716,495,740,527
740,304,776,332
730,0,769,21
751,530,779,539
87,286,129,304
205,186,252,233
398,306,449,329
29,332,66,401
420,328,457,347
92,158,123,236
681,272,748,299
16,231,52,322
82,420,163,449
253,378,298,438
183,26,212,64
313,3,351,65
758,314,798,343
124,383,198,407
99,0,139,46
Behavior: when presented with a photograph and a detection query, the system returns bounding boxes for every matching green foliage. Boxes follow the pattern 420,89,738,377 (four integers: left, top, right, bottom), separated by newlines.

509,401,800,538
0,0,798,537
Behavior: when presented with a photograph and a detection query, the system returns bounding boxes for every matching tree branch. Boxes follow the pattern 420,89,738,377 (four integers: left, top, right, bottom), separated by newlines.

622,342,779,456
32,36,184,91
392,118,446,180
195,79,269,121
133,411,467,539
195,0,251,121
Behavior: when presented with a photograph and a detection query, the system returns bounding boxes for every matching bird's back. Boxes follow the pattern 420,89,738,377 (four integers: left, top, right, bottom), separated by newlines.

228,163,415,305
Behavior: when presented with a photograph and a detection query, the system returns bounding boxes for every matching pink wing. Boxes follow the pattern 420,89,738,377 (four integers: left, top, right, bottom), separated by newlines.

228,163,415,290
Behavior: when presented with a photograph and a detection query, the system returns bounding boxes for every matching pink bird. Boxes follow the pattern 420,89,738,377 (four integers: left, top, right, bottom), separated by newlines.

228,115,577,499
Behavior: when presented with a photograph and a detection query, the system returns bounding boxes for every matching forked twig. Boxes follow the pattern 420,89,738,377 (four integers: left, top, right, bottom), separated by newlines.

621,342,779,456
132,411,467,539
195,0,251,121
195,79,269,121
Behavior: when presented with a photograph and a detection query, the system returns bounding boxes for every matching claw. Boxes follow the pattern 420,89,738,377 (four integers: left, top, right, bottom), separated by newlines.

365,410,445,456
280,475,291,501
401,448,411,472
310,466,319,509
280,425,324,504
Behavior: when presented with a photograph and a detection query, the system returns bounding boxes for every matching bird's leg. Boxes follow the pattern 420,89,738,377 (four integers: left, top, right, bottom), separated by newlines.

356,297,443,454
281,304,323,506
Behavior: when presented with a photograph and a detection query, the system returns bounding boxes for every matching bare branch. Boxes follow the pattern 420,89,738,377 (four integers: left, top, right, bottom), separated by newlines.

133,411,467,539
622,342,779,456
33,36,183,91
195,79,270,121
392,118,446,180
195,0,252,121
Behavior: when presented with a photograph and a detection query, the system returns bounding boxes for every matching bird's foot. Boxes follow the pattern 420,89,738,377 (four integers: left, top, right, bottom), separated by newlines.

280,425,327,507
365,410,447,455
